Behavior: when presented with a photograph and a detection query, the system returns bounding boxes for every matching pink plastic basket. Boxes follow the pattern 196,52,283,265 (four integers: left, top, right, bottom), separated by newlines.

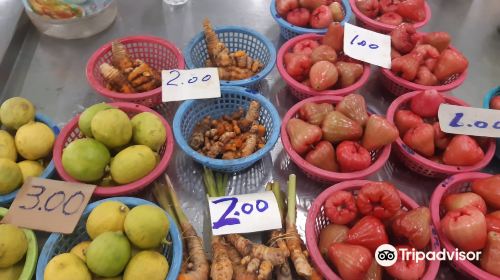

349,0,432,34
53,102,174,197
276,34,371,101
430,172,496,279
386,91,496,178
281,95,391,183
380,43,468,96
86,36,185,108
306,180,441,280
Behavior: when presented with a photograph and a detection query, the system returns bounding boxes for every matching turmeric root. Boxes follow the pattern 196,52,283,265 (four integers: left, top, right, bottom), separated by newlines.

226,234,286,266
203,19,263,81
211,236,233,280
257,260,272,280
241,134,257,157
111,41,134,73
99,63,135,93
226,244,257,280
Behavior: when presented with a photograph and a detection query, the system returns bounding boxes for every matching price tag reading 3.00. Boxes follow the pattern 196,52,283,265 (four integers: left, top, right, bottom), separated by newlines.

208,191,282,236
1,178,95,234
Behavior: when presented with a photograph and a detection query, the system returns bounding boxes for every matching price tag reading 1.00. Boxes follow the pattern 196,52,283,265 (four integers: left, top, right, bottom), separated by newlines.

208,191,282,236
438,104,500,138
1,178,95,234
343,23,391,69
162,68,221,102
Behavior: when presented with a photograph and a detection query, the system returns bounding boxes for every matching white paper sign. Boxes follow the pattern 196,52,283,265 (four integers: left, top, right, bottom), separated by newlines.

438,104,500,138
343,23,391,69
208,191,282,236
162,68,221,102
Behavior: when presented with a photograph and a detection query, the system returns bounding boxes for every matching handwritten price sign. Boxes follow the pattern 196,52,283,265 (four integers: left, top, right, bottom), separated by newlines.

343,23,391,69
208,191,282,236
1,178,95,234
439,104,500,138
162,68,221,102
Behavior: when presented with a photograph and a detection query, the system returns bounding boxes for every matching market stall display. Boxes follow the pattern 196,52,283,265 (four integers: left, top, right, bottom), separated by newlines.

0,0,499,279
0,97,59,205
387,90,496,178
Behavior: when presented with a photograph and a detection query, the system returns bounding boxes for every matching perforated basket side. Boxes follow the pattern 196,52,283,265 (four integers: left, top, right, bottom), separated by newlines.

173,86,280,173
184,26,276,88
36,197,182,280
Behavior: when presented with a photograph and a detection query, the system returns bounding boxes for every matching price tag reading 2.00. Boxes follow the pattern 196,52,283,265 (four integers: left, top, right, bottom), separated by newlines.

162,68,221,102
1,178,95,234
208,191,282,236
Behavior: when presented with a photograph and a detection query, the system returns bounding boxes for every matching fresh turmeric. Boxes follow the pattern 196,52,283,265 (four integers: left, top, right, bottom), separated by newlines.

226,234,286,266
211,236,233,280
203,19,263,81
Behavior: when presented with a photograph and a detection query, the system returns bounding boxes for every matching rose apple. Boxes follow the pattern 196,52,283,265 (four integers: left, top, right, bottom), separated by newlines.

490,96,500,109
286,118,322,154
328,243,373,280
385,245,426,280
299,102,334,125
293,39,320,55
310,45,337,63
318,224,348,256
442,135,484,166
481,231,500,277
305,140,339,171
403,123,435,157
356,181,402,219
471,175,500,209
394,110,423,136
441,206,487,251
276,0,300,16
310,5,333,28
336,141,371,172
346,216,389,252
284,52,313,81
309,61,339,90
442,192,487,214
409,89,446,118
355,0,380,19
286,8,311,27
325,190,357,224
392,207,432,249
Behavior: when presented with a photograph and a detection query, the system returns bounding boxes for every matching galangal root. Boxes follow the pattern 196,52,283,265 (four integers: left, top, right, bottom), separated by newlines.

189,101,267,159
99,41,161,93
203,19,264,80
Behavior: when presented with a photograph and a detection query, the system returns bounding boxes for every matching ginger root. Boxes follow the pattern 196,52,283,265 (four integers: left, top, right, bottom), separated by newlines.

203,19,263,81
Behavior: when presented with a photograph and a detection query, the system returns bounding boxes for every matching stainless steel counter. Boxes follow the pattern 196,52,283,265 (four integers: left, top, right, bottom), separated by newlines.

0,0,499,279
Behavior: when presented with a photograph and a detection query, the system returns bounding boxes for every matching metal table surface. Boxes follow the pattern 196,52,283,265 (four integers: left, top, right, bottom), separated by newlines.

1,0,499,279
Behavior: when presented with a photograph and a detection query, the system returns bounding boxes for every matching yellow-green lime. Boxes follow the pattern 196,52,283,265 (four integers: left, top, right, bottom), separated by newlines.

0,130,16,161
86,231,131,277
0,224,28,268
62,138,111,182
123,250,169,280
124,205,169,249
17,160,44,183
131,112,166,152
79,103,114,138
110,145,156,184
0,158,23,195
0,261,24,280
86,201,129,240
44,253,91,280
15,122,55,160
70,241,91,262
91,109,132,149
0,97,35,130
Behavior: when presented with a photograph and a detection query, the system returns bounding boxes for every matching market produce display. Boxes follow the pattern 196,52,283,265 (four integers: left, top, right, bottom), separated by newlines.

276,0,346,29
285,93,397,173
43,201,171,280
0,223,28,279
392,90,487,166
282,23,367,91
0,97,55,195
99,42,162,93
354,0,427,26
61,103,166,185
188,101,267,159
389,24,468,86
202,19,264,81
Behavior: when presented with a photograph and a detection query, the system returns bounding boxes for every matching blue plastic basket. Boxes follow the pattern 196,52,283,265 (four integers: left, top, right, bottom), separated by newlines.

483,86,500,159
173,86,281,173
270,0,352,40
0,113,60,205
183,26,276,89
36,197,182,280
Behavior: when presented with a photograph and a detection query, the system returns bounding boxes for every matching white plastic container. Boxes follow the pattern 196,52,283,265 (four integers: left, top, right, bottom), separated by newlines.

22,0,117,40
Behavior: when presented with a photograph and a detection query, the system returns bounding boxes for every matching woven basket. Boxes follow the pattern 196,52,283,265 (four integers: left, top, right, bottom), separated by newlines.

184,26,276,90
306,180,441,279
53,102,174,196
349,0,432,34
86,35,185,107
281,95,391,183
430,173,498,279
276,33,371,101
173,86,280,173
386,91,496,178
270,0,352,40
36,197,182,280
